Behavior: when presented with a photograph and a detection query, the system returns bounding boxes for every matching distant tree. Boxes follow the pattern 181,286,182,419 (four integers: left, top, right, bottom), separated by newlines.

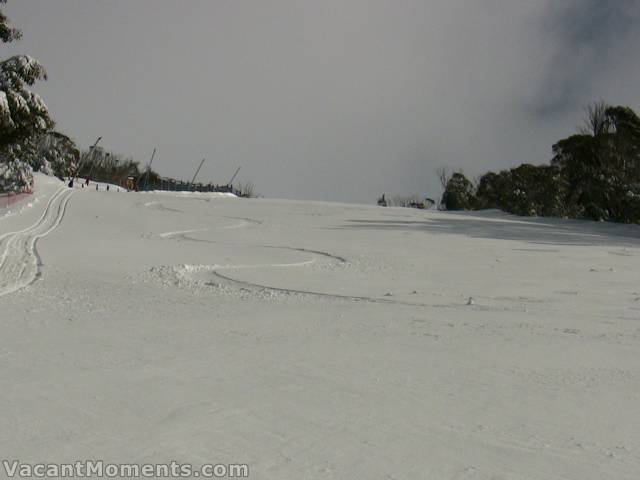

476,171,503,210
551,104,640,221
579,101,610,137
551,133,603,218
387,195,410,207
78,147,143,186
605,105,640,176
502,164,564,217
236,181,256,198
602,106,640,222
436,166,451,191
440,102,640,222
441,172,476,210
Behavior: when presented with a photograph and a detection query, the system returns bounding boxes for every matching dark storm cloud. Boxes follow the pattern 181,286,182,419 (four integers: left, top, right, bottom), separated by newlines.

532,0,640,116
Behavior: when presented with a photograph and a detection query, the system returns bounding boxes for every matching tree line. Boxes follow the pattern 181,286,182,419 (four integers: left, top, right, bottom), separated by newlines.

440,102,640,224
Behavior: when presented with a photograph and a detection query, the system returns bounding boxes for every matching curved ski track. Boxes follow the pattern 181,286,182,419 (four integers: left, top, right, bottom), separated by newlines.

0,186,73,297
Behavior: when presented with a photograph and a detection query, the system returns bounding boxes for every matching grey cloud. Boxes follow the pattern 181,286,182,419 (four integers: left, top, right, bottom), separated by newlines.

531,0,640,116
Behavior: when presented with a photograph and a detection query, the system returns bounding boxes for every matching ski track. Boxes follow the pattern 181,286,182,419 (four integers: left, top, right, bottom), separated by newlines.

262,245,347,264
167,249,537,312
149,226,540,311
152,217,260,238
0,186,73,297
153,228,346,264
157,228,209,239
211,269,435,307
149,229,448,307
221,215,263,226
140,201,184,213
169,250,443,308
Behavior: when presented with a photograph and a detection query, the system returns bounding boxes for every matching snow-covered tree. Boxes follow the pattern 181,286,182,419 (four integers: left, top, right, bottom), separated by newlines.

0,55,53,148
0,0,54,192
0,0,21,44
36,131,80,177
1,131,79,178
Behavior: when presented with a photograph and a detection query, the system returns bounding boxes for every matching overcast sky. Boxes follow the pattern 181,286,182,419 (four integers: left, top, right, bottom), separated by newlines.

4,0,640,202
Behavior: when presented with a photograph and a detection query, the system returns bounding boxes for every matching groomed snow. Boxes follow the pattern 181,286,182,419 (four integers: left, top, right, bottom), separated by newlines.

1,176,640,479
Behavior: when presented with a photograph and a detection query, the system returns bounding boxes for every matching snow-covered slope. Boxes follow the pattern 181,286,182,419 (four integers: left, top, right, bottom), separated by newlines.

1,178,639,479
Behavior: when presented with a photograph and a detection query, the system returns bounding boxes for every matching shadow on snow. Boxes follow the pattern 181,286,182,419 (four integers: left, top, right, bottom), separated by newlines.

340,210,640,248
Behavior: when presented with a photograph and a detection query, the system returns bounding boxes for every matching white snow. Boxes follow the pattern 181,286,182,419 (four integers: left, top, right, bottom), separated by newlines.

1,177,640,479
143,190,238,198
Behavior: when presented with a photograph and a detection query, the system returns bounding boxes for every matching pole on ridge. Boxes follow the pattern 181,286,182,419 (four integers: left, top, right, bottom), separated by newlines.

143,148,156,191
191,158,206,185
228,166,241,185
74,136,102,182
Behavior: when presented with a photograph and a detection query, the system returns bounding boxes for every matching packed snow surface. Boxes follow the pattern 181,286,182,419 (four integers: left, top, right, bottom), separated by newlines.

1,175,640,479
